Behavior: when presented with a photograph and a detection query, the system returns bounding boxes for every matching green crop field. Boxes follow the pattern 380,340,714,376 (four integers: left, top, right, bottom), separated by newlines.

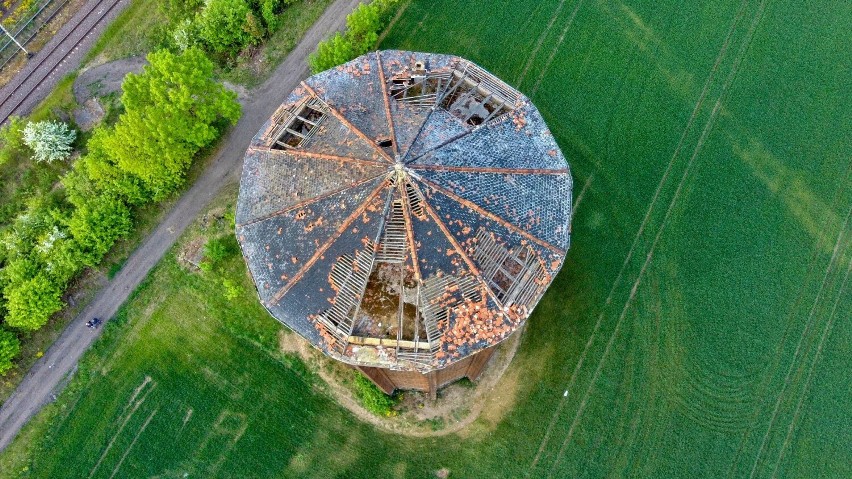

2,0,850,477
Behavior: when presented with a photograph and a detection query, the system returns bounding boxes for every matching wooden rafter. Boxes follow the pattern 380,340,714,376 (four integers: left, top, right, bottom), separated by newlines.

375,51,400,158
268,179,390,304
264,147,389,167
300,81,395,164
415,176,565,255
409,164,569,175
406,181,509,314
237,173,386,228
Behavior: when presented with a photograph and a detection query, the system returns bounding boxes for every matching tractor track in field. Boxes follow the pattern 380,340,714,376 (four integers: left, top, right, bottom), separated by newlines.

545,1,768,474
516,0,569,87
747,202,852,479
0,0,129,125
725,159,852,478
526,0,764,474
529,0,585,96
525,0,752,472
0,0,364,451
771,256,852,478
772,255,852,473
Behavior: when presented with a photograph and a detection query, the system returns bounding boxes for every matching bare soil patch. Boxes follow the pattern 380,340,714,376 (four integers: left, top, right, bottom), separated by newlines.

73,55,145,103
279,324,526,437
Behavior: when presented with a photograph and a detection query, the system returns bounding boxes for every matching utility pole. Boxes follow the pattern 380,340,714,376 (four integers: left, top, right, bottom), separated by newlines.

0,23,31,57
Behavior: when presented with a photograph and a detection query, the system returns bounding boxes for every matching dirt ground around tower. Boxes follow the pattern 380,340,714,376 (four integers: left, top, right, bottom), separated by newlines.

278,323,524,438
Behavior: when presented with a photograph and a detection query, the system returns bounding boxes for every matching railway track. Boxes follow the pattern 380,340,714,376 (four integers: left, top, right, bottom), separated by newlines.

0,0,124,125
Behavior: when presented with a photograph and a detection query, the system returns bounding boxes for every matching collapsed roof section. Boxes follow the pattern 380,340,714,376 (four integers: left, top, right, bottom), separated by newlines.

236,50,573,372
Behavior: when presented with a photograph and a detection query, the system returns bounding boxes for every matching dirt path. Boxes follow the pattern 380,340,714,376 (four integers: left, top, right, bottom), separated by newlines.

0,0,362,451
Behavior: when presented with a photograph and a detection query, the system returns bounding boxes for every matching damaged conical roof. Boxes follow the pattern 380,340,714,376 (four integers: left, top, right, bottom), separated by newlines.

236,50,572,372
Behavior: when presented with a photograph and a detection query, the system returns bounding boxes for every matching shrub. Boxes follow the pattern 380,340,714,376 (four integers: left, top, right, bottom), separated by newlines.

259,0,290,32
222,277,241,300
0,328,21,375
205,236,237,263
0,116,28,166
172,18,197,51
3,273,63,331
196,0,252,56
157,0,204,22
243,10,266,46
22,120,76,164
353,372,397,416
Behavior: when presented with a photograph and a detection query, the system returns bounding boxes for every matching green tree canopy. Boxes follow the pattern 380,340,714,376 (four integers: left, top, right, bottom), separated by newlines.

103,48,240,199
67,193,133,267
309,0,399,73
197,0,252,56
3,273,63,331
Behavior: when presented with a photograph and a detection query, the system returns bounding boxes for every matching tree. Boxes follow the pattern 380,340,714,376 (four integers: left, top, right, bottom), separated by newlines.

103,48,240,198
309,0,399,73
309,32,355,73
345,1,382,52
196,0,252,56
3,273,63,331
67,193,132,267
22,120,77,163
63,127,149,206
0,328,21,376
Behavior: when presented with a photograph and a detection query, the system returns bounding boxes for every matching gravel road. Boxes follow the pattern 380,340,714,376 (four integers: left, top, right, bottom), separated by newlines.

0,0,362,451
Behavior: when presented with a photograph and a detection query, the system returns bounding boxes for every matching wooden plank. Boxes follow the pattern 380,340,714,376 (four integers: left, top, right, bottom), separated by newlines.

357,366,396,394
465,346,496,381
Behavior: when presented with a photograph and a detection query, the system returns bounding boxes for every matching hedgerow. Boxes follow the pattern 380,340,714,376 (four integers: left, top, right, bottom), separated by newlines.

0,47,240,373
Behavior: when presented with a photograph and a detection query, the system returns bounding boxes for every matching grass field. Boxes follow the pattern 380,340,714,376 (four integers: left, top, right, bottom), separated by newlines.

2,0,850,477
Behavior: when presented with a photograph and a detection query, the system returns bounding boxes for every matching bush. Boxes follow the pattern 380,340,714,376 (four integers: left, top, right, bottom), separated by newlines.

222,277,241,300
353,372,397,416
67,193,133,267
0,116,29,166
0,328,21,375
3,273,63,331
196,0,253,56
157,0,204,22
22,121,76,164
205,236,237,263
309,0,399,73
172,18,197,51
259,0,290,32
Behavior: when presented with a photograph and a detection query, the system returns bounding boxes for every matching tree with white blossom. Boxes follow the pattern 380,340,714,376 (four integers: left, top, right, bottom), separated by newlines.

22,120,76,163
